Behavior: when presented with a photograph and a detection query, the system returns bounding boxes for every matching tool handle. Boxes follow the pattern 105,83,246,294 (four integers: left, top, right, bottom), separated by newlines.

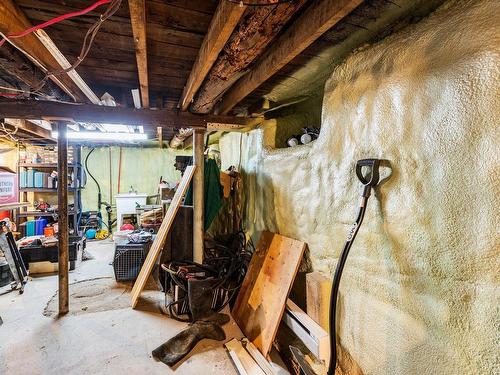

356,158,381,186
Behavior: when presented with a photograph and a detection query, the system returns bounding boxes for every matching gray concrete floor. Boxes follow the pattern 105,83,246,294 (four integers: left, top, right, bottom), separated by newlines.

0,240,241,374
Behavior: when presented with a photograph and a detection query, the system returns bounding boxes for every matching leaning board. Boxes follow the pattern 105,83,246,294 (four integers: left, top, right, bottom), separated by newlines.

232,231,306,356
130,166,195,308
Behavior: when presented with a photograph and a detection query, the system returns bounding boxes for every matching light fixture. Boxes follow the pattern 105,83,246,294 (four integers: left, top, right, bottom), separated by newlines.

52,131,148,141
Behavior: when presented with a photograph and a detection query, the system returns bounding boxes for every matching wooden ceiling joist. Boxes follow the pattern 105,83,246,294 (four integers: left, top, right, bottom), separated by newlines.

179,0,246,111
216,0,363,114
190,0,308,114
0,0,88,102
0,43,66,100
4,118,54,142
0,99,253,129
128,0,149,108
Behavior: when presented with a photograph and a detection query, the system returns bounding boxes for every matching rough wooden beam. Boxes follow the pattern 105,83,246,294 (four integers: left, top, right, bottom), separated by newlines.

56,121,69,315
191,0,307,114
0,0,88,102
128,0,149,107
0,99,252,128
0,43,67,100
179,0,246,111
4,118,53,141
217,0,362,114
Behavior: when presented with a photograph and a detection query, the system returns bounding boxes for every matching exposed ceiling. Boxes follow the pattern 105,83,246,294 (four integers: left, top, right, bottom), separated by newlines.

0,0,447,143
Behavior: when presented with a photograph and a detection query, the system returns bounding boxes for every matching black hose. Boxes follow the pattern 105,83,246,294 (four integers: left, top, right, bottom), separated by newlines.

84,147,102,210
328,196,369,375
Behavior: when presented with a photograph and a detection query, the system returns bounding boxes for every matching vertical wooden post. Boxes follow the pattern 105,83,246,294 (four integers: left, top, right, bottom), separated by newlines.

57,121,69,315
193,129,205,263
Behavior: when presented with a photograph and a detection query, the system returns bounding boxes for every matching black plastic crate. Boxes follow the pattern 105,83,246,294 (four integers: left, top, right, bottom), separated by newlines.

113,241,151,281
19,242,78,270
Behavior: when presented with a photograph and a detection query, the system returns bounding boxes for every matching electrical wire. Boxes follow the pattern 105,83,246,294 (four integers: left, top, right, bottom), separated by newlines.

32,0,123,93
0,0,122,96
0,0,113,48
0,121,19,142
226,0,295,6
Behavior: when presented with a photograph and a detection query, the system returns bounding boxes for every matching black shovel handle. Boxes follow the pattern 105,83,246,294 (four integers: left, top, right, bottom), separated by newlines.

356,158,381,186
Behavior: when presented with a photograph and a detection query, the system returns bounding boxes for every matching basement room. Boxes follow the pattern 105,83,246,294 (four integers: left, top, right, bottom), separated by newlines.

0,0,498,374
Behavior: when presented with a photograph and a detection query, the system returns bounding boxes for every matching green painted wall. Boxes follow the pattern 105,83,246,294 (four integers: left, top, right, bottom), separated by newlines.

81,146,191,228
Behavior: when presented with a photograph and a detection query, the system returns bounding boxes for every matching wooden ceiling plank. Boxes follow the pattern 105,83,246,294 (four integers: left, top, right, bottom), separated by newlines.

179,0,246,111
0,99,253,129
216,0,362,115
0,0,89,102
129,0,149,108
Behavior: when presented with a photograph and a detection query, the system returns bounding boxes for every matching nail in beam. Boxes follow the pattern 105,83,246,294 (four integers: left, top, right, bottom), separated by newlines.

56,121,69,315
193,129,205,263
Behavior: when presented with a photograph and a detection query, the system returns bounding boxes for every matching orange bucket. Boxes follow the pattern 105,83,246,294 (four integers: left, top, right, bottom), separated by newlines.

44,226,55,237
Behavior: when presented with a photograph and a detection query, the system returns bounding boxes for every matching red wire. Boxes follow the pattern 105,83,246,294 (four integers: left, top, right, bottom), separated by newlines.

0,0,112,47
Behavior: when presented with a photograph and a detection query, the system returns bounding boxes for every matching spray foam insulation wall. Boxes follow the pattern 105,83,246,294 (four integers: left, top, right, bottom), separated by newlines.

219,0,500,373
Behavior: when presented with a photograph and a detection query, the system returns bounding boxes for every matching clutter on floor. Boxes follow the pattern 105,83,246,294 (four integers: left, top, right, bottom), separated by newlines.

131,166,196,308
232,231,307,356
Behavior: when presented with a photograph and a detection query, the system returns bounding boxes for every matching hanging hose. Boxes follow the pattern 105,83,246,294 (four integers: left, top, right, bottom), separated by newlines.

84,147,102,210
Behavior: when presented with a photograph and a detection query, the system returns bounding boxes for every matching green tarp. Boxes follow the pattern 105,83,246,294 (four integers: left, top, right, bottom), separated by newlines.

185,158,223,231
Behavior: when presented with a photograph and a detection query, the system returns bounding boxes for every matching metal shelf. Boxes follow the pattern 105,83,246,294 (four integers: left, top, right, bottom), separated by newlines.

19,187,83,192
18,163,79,168
17,210,80,217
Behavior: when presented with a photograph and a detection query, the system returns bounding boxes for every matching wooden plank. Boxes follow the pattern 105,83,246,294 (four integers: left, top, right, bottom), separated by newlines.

243,339,278,375
232,231,306,356
179,0,245,110
130,165,195,308
0,0,89,101
217,0,362,114
191,0,307,114
0,99,253,128
283,299,330,362
306,271,331,332
129,0,149,107
225,338,265,375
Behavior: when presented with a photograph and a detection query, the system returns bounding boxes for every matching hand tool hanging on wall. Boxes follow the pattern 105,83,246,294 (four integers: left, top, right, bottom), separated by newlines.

291,158,391,375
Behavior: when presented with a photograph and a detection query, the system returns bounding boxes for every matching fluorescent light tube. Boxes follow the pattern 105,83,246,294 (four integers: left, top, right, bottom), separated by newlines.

52,131,148,141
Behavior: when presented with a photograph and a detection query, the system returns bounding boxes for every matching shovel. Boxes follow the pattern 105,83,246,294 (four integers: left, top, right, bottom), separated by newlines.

291,159,390,375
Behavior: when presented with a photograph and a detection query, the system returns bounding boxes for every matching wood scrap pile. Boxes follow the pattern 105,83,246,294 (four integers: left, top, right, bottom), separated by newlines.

225,231,329,374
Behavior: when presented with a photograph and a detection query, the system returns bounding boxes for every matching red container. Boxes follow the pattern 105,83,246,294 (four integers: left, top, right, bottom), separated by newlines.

44,226,55,237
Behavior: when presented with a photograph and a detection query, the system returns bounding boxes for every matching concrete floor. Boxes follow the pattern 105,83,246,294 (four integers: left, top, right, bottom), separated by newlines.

0,240,242,375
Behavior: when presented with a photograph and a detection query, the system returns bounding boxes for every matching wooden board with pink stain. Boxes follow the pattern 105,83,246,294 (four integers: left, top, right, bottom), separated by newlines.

232,231,306,356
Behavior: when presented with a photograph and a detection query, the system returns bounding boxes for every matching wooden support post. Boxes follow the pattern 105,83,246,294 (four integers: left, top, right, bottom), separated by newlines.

193,129,205,263
56,121,69,315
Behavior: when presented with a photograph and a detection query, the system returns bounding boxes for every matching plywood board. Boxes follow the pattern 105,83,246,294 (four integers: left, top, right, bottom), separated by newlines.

130,165,195,308
232,231,306,356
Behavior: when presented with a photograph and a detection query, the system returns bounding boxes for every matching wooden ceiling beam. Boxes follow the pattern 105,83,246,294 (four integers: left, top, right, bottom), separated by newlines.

4,118,54,141
128,0,149,107
179,0,246,111
0,99,253,129
0,0,89,102
216,0,362,114
190,0,308,114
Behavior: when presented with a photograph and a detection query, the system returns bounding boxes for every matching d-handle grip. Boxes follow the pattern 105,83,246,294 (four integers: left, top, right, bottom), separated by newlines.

356,158,381,187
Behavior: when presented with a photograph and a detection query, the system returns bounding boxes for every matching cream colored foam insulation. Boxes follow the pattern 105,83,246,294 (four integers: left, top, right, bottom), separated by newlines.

220,0,500,373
